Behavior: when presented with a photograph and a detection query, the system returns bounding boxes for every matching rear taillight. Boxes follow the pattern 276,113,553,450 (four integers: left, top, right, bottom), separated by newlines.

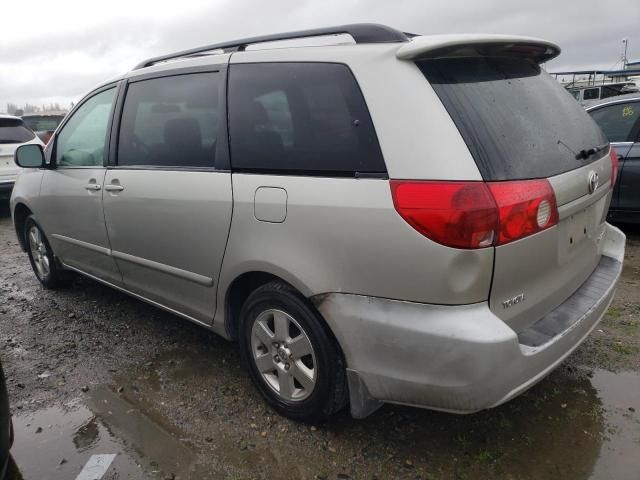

390,179,559,249
487,180,559,245
390,181,497,249
610,146,619,187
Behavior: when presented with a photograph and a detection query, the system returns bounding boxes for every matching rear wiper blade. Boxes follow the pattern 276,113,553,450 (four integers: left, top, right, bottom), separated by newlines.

575,143,609,160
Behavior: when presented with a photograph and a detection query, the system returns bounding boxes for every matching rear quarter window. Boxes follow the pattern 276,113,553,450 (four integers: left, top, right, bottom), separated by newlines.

418,57,608,180
228,62,386,176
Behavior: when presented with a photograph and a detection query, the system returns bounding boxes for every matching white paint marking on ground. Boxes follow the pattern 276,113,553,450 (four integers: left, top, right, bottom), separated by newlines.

75,454,117,480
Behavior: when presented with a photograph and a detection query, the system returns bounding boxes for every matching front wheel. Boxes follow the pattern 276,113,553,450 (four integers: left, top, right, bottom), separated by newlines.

239,281,347,422
24,216,69,289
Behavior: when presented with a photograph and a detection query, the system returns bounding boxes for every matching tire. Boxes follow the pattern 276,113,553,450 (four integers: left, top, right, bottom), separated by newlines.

239,281,347,423
24,216,70,289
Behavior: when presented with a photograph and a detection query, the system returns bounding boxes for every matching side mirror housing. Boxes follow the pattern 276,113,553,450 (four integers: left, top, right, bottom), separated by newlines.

15,144,45,168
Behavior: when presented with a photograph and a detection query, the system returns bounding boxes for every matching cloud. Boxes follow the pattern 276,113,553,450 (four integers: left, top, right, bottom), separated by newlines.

1,0,638,109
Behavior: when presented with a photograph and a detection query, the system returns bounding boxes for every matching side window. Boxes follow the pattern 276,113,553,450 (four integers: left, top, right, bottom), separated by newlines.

117,73,222,168
228,62,386,175
601,85,623,99
589,102,640,143
255,91,294,148
583,88,600,100
56,88,116,167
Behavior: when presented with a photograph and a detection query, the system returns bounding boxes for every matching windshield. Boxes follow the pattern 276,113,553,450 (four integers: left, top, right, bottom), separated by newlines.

418,57,608,180
22,115,65,132
0,118,36,144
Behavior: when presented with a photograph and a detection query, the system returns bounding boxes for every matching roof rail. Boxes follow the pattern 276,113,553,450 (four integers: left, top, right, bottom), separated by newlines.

133,23,411,70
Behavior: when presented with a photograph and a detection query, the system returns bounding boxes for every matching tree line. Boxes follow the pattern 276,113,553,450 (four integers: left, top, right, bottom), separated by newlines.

6,102,72,115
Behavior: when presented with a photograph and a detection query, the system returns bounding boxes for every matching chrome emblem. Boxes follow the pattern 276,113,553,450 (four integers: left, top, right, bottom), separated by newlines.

588,171,599,194
502,293,525,309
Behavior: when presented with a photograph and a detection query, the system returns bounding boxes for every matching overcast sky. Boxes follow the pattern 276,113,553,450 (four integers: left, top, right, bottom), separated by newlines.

2,0,638,110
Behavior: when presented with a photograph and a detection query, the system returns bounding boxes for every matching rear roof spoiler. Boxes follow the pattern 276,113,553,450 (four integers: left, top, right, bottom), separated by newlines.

396,34,561,63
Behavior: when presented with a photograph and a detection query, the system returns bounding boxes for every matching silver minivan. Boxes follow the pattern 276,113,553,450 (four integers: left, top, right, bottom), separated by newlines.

11,24,626,422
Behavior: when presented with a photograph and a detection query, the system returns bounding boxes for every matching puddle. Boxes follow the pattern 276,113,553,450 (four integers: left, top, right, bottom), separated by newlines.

589,369,640,479
11,386,198,480
12,404,146,479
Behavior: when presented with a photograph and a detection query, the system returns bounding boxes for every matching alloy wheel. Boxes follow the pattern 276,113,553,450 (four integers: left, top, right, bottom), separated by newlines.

250,309,317,401
28,225,50,280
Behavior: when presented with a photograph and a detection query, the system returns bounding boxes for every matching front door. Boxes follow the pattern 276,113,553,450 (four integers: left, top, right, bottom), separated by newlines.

37,86,122,285
102,66,232,323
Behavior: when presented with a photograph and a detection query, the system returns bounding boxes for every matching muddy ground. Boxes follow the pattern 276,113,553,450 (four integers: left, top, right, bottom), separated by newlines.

0,200,638,480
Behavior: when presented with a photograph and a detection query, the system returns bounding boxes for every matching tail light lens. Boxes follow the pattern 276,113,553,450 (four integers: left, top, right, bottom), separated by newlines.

610,146,619,187
487,180,559,245
390,179,559,249
390,181,497,249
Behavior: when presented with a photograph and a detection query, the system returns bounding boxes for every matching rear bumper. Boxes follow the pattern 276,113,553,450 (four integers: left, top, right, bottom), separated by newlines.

315,223,626,418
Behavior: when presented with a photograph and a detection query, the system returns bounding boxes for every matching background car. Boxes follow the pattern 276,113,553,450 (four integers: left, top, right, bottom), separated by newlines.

569,82,639,105
20,111,66,145
0,116,43,200
587,94,640,223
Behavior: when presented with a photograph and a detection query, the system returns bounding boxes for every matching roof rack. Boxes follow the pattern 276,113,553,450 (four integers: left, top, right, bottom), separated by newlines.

133,23,411,70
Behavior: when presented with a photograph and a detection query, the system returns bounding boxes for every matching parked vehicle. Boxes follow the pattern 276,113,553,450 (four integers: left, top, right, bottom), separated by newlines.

0,116,43,199
568,82,638,105
587,94,640,223
21,111,66,145
10,24,626,422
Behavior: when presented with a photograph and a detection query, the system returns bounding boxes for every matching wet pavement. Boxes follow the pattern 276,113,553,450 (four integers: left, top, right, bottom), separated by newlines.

11,383,199,479
1,201,639,479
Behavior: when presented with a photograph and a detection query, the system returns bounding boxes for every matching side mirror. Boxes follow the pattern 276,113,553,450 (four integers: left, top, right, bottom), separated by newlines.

15,144,45,168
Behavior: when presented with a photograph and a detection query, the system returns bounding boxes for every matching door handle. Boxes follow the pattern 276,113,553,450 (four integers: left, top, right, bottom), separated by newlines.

104,184,125,192
85,183,101,191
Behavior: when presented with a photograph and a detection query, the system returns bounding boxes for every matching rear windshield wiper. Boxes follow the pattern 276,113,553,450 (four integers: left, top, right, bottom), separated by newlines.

575,143,608,160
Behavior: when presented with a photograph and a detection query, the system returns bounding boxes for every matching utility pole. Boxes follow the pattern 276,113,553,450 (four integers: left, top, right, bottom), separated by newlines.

622,38,628,69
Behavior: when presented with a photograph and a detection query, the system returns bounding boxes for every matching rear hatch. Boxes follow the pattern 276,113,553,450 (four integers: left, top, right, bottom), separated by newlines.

0,118,38,182
416,52,613,332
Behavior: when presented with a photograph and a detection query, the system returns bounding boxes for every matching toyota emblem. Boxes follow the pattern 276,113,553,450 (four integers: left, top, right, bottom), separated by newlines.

588,171,599,194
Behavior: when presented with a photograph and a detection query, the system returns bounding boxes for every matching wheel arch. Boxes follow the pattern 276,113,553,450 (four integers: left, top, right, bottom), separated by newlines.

221,268,346,362
224,271,280,340
12,202,33,252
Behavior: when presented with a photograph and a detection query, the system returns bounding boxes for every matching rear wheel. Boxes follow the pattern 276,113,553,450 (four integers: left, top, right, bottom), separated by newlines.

24,216,69,289
239,281,347,422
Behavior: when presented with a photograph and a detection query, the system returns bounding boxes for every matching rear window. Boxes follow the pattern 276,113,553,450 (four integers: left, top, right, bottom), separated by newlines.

418,57,608,180
228,62,385,176
22,115,64,132
0,118,35,144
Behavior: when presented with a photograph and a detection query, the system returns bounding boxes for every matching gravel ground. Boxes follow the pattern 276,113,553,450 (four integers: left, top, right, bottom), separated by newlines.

0,200,639,480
